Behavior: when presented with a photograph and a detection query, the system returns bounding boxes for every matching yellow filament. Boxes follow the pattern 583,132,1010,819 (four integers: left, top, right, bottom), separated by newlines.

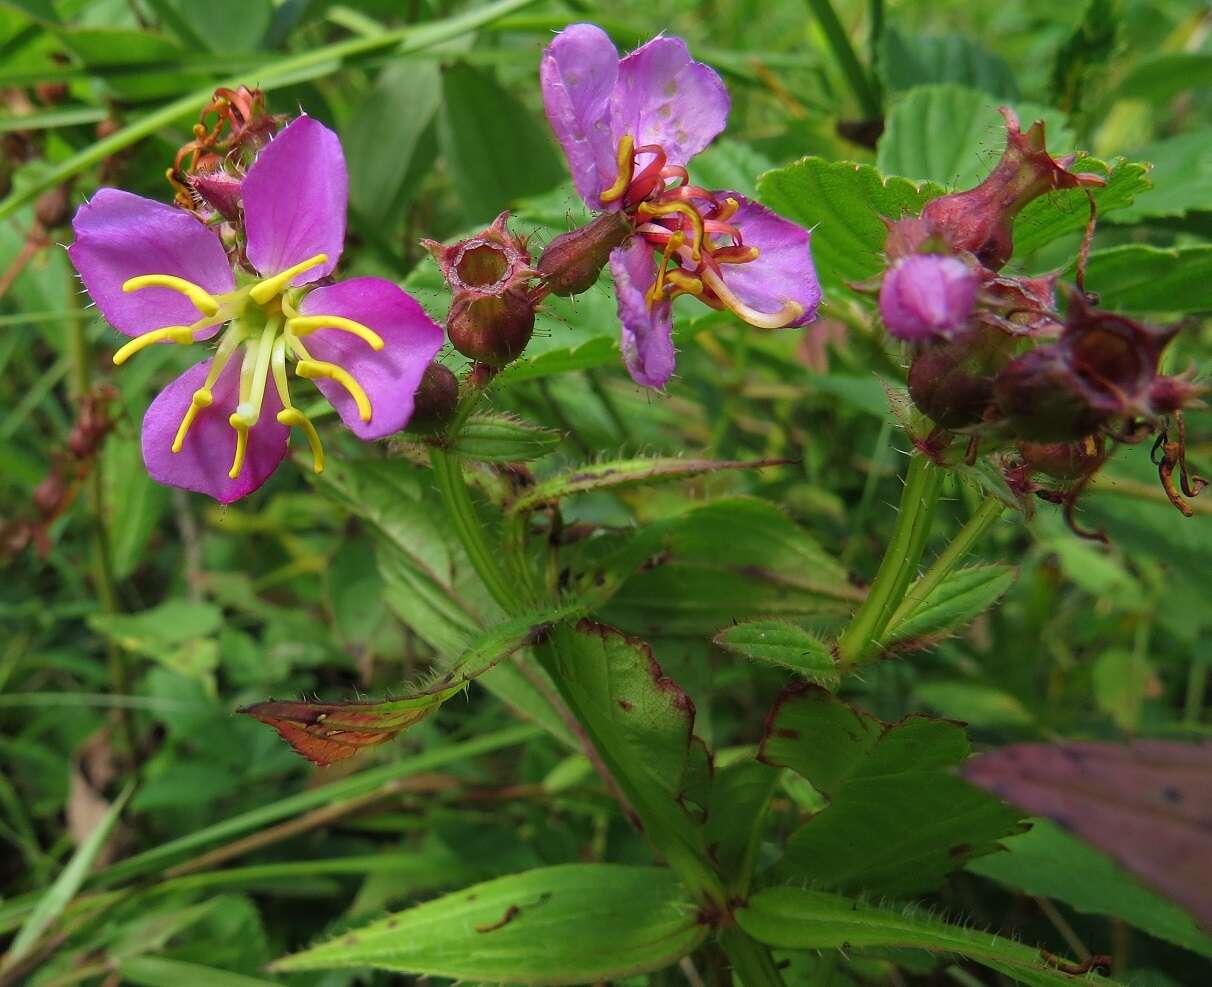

599,135,636,204
227,418,250,479
646,232,685,306
277,408,325,474
665,270,704,297
700,266,804,330
636,200,705,260
122,274,220,316
285,315,384,350
112,325,195,366
249,254,329,304
714,197,740,223
172,388,213,453
295,359,372,423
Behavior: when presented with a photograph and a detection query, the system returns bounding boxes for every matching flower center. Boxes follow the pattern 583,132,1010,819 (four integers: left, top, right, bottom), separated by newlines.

601,136,803,330
116,253,384,482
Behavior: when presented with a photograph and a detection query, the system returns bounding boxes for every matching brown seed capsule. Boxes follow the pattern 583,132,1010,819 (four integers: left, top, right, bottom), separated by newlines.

405,363,459,433
536,209,633,297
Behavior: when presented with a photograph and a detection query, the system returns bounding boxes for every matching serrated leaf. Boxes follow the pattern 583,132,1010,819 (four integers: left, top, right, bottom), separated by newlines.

879,26,1019,98
970,819,1212,959
877,85,1072,189
511,456,792,512
240,607,572,765
760,685,1024,895
1111,131,1212,223
270,864,705,980
885,564,1016,648
444,411,563,463
756,157,943,289
1081,244,1212,313
494,336,621,386
736,886,1126,987
965,740,1212,931
713,619,839,688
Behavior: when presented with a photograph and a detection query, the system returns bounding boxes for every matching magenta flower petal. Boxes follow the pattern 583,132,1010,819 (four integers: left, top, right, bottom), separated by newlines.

610,240,674,388
243,116,347,285
298,278,444,440
141,357,288,503
68,189,234,338
612,36,729,174
879,254,979,342
540,23,623,210
717,194,820,329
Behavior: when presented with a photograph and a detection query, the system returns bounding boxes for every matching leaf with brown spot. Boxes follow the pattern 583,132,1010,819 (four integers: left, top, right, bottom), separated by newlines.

963,739,1212,930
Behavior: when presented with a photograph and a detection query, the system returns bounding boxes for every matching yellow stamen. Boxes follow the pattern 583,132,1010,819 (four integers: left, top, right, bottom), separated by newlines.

295,359,372,423
285,315,384,350
714,197,740,223
227,417,250,479
699,266,804,330
122,274,220,316
646,233,685,307
716,246,760,265
112,325,195,366
666,270,704,297
599,135,635,204
636,200,706,260
277,408,325,474
249,254,329,304
172,388,213,453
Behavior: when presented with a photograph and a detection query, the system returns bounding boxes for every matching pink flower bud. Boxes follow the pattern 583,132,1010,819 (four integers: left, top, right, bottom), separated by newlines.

189,171,243,222
879,254,979,341
536,210,633,298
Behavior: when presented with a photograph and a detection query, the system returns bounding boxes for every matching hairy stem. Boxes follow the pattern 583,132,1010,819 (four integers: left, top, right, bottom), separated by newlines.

720,927,789,987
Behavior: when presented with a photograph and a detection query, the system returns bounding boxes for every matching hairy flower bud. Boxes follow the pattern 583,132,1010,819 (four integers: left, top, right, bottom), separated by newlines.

993,346,1112,442
188,171,243,222
423,212,538,367
907,324,1019,430
879,254,979,341
405,363,459,433
536,210,633,297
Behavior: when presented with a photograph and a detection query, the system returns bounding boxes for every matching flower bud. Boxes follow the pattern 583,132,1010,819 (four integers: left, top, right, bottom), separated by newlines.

405,363,459,433
907,324,1018,430
1149,374,1204,415
536,210,633,297
879,254,978,341
35,184,72,229
423,212,538,367
993,346,1111,442
189,171,243,222
1018,436,1106,484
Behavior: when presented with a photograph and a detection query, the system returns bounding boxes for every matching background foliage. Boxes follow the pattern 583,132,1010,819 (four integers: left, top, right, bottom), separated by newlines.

2,0,1212,984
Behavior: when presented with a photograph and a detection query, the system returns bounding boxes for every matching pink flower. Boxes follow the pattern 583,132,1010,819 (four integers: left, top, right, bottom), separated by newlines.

879,254,979,342
68,117,443,503
540,24,820,388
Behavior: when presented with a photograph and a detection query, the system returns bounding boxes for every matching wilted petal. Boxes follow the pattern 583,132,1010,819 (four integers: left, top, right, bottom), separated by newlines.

540,23,622,210
68,189,234,338
299,278,444,439
610,240,674,388
141,357,288,503
244,116,347,285
718,195,820,329
612,36,729,174
879,254,979,342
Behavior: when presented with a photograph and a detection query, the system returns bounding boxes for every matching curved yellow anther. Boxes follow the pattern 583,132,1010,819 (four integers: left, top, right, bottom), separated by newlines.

249,254,329,304
665,270,704,297
227,416,250,479
122,275,220,316
700,266,804,330
599,135,636,204
714,197,740,223
113,325,195,366
295,359,372,423
646,232,685,307
285,315,384,350
714,246,760,266
277,408,326,474
172,388,214,452
636,200,706,260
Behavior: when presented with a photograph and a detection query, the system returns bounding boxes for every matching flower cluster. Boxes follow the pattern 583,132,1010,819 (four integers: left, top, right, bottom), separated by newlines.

874,109,1205,531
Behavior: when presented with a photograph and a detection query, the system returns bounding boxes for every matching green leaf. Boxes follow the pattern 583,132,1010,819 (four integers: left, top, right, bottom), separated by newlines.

494,336,621,386
444,411,563,463
1112,131,1212,223
878,26,1019,98
1112,52,1212,105
3,783,132,971
877,85,1072,189
760,686,1023,895
1092,647,1159,731
159,0,272,52
1050,0,1118,112
512,456,792,512
88,600,222,686
913,681,1035,729
713,619,839,688
120,957,282,987
1081,244,1212,313
756,157,942,289
885,563,1016,648
270,864,706,980
438,61,565,222
704,757,780,894
736,886,1127,987
347,59,442,224
969,819,1212,959
689,140,775,200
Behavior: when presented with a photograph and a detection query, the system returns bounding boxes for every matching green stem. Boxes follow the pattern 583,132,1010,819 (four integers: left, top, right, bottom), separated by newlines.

0,0,542,222
428,448,519,613
836,452,943,667
883,494,1005,634
803,0,882,119
720,927,788,987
